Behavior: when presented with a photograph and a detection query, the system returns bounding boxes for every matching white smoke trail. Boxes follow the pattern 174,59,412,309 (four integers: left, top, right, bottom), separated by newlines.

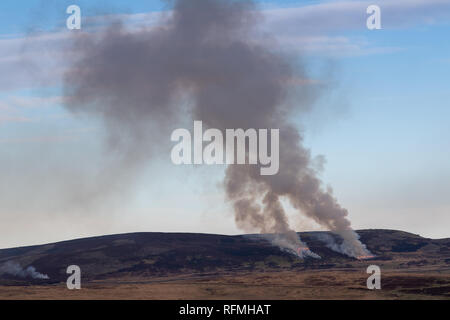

0,261,49,280
313,232,372,258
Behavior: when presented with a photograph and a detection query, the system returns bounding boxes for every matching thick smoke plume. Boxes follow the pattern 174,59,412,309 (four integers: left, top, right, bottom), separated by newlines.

0,261,49,280
64,0,371,258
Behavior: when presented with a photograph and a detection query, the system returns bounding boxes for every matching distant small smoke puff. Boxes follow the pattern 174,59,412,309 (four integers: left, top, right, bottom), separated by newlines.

0,261,49,280
63,0,371,258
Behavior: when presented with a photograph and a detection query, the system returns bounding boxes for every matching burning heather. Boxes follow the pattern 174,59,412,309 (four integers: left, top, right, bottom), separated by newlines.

296,246,321,259
356,255,376,260
63,0,372,258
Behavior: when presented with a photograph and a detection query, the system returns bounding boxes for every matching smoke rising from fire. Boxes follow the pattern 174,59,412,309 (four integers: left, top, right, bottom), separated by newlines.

64,0,371,257
0,261,49,280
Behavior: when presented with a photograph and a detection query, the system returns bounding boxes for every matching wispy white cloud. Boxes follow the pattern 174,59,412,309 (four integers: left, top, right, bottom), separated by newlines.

260,0,449,56
264,0,450,34
7,95,65,109
0,31,73,92
0,95,64,124
276,34,403,56
0,0,448,92
0,115,33,124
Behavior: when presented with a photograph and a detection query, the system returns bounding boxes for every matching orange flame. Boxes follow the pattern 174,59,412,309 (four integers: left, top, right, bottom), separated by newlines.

296,246,310,255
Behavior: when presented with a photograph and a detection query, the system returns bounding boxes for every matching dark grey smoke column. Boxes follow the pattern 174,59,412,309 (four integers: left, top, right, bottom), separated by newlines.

64,0,371,258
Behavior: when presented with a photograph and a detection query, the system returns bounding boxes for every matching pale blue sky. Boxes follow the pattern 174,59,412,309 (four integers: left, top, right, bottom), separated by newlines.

0,0,449,248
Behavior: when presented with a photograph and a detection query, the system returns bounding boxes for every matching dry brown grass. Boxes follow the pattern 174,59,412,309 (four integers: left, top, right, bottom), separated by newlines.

1,269,448,300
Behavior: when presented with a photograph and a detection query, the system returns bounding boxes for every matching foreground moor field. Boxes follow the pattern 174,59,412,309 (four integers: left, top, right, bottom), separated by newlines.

0,230,449,299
